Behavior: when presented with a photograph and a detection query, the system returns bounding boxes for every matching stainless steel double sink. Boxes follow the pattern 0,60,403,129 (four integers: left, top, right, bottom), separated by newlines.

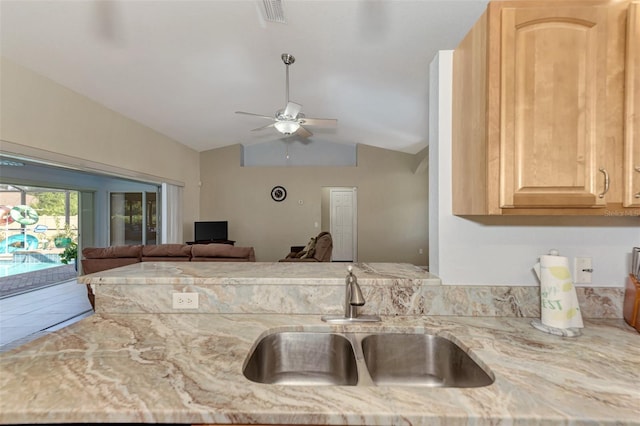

242,331,494,388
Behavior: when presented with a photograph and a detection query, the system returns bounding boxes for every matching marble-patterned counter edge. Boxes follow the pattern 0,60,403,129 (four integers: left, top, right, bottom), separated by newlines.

1,315,638,425
93,281,623,319
80,262,623,318
78,262,441,286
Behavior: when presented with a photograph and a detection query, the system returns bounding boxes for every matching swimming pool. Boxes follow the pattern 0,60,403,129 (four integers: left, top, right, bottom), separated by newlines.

0,261,63,278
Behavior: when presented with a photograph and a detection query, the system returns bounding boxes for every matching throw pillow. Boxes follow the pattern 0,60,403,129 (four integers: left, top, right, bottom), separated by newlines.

300,237,317,259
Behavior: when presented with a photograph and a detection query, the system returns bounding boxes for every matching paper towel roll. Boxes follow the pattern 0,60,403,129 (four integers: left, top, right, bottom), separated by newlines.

534,255,583,329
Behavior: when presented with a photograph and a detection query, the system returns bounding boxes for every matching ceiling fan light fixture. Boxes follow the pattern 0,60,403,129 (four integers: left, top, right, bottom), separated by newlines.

274,121,300,135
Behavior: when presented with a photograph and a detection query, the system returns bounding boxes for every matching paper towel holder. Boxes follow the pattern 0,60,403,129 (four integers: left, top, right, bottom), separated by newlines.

530,249,586,337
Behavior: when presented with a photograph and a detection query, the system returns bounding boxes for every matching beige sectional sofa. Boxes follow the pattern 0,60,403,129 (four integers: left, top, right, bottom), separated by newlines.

82,243,256,275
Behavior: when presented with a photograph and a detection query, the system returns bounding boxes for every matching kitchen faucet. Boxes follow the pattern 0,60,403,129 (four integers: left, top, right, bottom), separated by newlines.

322,265,381,324
345,265,364,318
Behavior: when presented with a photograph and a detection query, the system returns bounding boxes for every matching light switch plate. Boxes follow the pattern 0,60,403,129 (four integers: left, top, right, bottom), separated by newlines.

172,292,199,309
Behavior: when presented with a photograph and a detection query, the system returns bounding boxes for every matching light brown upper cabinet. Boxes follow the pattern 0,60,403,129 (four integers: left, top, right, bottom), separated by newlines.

625,2,640,207
453,1,634,215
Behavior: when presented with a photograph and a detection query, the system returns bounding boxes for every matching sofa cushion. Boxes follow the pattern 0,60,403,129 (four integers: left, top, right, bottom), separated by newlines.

141,244,191,260
299,237,317,259
191,244,255,261
82,258,140,274
82,245,142,259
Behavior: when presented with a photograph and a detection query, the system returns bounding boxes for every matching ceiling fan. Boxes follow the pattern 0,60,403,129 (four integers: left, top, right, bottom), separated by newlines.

236,53,337,138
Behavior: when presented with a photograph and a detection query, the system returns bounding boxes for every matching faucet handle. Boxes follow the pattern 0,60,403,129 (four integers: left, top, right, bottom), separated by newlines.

347,265,353,273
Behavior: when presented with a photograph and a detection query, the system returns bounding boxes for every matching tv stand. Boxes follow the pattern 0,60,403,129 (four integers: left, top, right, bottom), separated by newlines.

186,240,235,246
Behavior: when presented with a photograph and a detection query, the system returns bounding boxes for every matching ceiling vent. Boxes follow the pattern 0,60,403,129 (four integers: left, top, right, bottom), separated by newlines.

261,0,286,24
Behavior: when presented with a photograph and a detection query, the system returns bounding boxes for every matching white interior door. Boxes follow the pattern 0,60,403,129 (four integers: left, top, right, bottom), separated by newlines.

330,188,357,262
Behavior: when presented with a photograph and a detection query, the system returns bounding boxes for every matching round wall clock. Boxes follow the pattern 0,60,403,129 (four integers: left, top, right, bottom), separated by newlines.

271,186,287,202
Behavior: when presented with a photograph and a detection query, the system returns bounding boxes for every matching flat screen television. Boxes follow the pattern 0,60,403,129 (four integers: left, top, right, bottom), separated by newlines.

194,221,228,242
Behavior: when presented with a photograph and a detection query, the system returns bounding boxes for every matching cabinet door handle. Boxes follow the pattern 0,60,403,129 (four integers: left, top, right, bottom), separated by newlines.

598,168,610,199
636,167,640,198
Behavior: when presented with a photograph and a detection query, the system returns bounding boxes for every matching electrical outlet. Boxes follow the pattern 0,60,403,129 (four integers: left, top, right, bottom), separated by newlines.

574,257,593,284
172,292,199,309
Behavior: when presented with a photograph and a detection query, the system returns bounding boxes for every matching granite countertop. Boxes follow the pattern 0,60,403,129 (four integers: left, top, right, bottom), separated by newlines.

1,313,639,425
78,262,440,286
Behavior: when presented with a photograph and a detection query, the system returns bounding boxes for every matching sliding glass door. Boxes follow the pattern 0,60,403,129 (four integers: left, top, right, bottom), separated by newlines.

109,191,158,245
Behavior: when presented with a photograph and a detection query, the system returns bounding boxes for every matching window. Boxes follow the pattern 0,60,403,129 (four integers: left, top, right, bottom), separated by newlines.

0,184,78,282
0,184,78,252
109,191,157,245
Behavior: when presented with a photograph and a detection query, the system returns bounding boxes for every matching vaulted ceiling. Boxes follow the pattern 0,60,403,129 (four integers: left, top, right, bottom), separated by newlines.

0,0,487,154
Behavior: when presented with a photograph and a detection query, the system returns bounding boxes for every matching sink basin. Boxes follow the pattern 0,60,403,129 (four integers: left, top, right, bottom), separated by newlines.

243,332,358,386
361,333,494,387
243,331,494,388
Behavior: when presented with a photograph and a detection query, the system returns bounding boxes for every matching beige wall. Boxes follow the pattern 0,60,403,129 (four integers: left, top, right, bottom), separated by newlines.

0,57,200,240
199,144,429,264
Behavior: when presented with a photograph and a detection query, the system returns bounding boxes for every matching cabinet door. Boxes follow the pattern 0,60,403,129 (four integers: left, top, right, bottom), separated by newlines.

500,5,609,208
625,2,640,207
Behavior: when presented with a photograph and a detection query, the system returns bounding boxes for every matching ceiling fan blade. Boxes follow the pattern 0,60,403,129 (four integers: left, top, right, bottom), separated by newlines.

235,111,275,120
283,102,302,118
299,118,338,127
295,125,313,138
251,123,275,132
